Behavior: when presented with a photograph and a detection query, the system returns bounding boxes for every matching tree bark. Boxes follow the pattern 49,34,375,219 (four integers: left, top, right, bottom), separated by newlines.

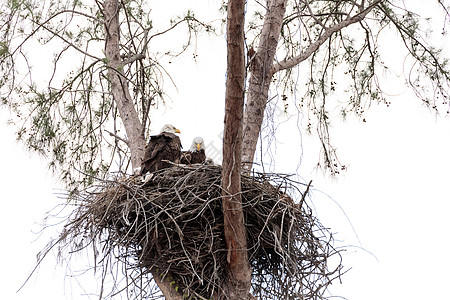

104,1,180,298
221,0,251,298
272,1,381,73
241,0,288,172
241,0,380,172
153,274,184,300
104,0,145,170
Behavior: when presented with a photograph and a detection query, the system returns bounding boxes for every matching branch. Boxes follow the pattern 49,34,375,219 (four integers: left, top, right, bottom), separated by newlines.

304,0,326,29
34,22,101,61
378,3,450,82
9,9,100,59
272,0,381,73
149,17,194,41
57,9,103,24
105,129,129,145
122,53,146,65
104,0,145,169
437,0,450,19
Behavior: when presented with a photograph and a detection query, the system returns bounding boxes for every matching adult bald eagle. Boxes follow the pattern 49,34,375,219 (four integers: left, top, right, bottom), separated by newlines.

140,124,181,175
180,136,206,164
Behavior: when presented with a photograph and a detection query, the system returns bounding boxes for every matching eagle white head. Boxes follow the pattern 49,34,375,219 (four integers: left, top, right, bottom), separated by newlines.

160,124,181,134
190,136,205,152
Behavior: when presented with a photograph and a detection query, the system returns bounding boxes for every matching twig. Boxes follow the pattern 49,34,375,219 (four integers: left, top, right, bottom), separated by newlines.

105,129,129,145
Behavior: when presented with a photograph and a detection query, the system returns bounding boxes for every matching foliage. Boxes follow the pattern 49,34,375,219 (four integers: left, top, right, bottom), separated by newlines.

5,0,450,298
0,0,216,189
2,1,450,180
245,0,450,174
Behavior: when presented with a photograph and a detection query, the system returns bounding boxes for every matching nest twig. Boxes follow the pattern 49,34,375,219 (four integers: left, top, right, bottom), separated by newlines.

43,164,344,299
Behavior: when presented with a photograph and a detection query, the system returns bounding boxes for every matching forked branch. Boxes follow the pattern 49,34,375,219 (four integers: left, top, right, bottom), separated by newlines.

272,0,382,73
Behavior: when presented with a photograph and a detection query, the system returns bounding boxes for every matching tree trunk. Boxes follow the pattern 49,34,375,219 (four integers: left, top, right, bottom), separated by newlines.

241,0,380,172
241,0,287,172
104,1,180,298
153,275,184,300
104,0,145,170
221,0,252,298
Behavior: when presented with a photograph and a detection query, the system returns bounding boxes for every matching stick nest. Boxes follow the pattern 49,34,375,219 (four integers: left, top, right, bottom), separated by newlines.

55,164,344,299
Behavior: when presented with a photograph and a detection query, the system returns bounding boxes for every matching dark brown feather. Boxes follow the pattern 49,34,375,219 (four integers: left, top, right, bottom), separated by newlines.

140,132,181,175
190,149,206,164
180,149,206,164
180,151,192,164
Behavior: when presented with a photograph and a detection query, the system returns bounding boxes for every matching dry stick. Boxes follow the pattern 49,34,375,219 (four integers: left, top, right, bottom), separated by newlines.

39,165,343,299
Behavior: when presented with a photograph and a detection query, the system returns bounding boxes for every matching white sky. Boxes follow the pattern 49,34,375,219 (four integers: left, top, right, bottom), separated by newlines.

2,1,450,299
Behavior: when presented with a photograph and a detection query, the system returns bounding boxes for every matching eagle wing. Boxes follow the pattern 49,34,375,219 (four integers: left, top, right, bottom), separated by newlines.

142,135,168,163
141,133,181,174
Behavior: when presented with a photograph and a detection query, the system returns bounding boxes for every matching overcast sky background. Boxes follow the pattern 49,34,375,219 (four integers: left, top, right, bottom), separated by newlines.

2,0,450,299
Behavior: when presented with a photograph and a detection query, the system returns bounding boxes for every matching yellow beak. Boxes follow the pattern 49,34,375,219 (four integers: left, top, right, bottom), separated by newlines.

196,143,201,151
174,128,181,133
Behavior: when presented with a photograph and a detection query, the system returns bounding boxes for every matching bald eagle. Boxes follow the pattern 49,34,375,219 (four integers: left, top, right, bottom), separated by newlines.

140,124,181,175
180,136,206,164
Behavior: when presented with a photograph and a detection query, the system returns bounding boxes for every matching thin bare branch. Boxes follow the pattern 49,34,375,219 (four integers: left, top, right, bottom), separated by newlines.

43,165,343,299
105,129,129,145
272,0,381,73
